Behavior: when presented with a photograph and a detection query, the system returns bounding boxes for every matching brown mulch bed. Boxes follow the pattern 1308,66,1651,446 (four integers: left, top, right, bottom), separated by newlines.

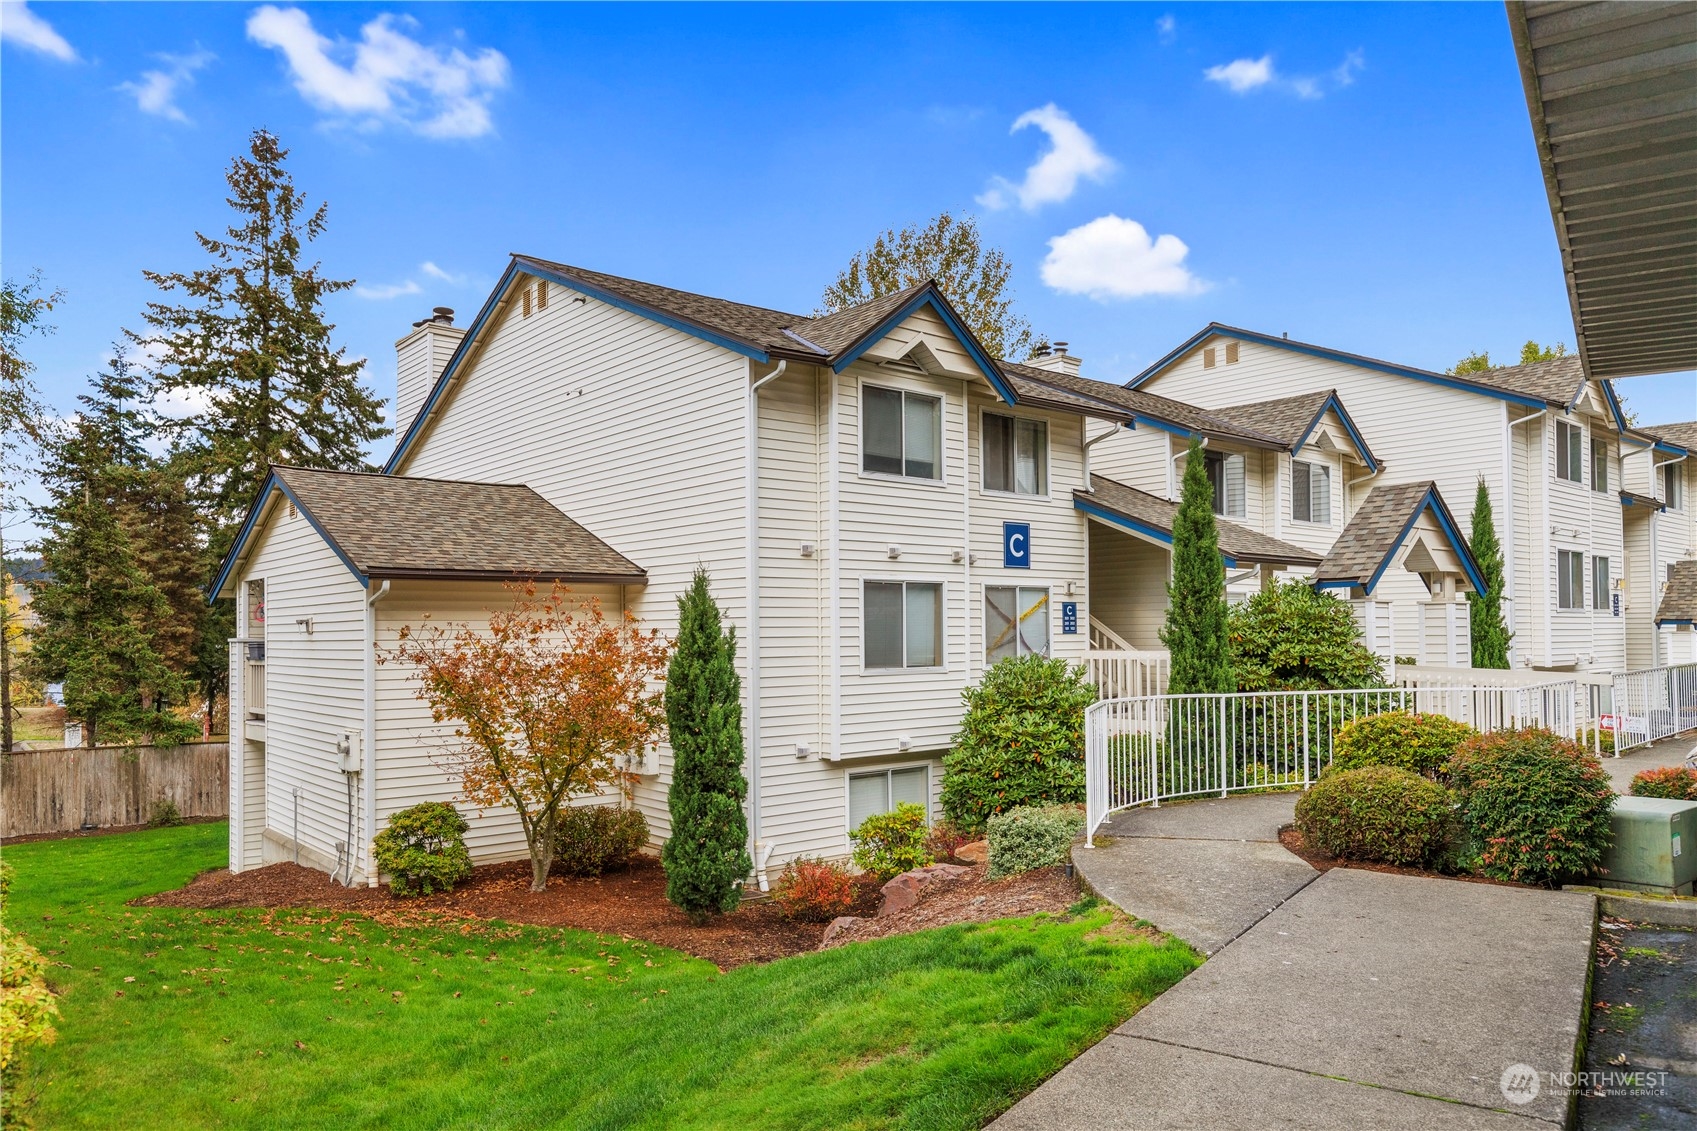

2,816,226,846
1278,827,1537,889
136,854,1079,969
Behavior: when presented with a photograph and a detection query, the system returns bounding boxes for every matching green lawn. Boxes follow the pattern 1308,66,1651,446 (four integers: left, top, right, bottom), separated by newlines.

4,824,1198,1130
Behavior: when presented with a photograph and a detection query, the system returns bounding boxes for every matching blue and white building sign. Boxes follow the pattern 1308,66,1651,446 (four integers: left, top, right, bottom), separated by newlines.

1061,602,1079,634
1003,522,1031,569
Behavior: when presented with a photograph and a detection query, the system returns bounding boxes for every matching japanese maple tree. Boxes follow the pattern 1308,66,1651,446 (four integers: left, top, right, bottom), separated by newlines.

387,582,671,891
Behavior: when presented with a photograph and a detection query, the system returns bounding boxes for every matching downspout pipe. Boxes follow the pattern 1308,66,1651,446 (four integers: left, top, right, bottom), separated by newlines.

1082,422,1122,486
363,579,390,886
745,360,787,891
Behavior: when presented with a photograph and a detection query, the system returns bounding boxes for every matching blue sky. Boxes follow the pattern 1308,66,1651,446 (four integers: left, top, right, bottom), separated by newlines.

5,0,1692,475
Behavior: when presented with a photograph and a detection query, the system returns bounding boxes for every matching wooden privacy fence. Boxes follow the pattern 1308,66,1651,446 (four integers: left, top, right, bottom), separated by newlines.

1,742,228,839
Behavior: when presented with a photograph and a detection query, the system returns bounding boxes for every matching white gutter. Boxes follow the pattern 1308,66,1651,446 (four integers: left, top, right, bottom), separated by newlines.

1508,409,1546,666
1168,436,1205,501
745,360,787,890
362,578,390,886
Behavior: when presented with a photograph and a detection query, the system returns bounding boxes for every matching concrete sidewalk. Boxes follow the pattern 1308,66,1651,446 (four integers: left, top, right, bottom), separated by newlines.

1002,796,1599,1130
1600,732,1695,793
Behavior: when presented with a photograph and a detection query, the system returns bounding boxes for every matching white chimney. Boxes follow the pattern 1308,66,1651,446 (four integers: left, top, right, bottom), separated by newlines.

394,307,466,437
1023,340,1082,378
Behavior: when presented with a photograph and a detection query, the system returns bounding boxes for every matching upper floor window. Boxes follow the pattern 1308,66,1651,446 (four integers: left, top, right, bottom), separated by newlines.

1590,437,1609,494
1554,420,1583,483
1592,556,1611,611
1557,549,1584,610
1292,460,1332,524
1204,452,1246,518
983,413,1047,495
863,385,941,480
864,581,943,669
986,586,1049,663
1662,461,1684,510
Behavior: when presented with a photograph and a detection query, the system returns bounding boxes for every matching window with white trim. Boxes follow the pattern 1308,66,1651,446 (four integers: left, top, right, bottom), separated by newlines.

1590,437,1609,494
864,581,943,669
1662,461,1684,510
983,413,1047,495
1554,420,1583,483
1204,452,1246,518
985,586,1049,662
847,766,929,832
1557,550,1584,610
1592,556,1611,611
1291,460,1332,524
863,385,942,480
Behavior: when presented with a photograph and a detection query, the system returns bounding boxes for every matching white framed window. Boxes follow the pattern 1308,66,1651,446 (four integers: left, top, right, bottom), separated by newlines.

1557,549,1585,610
864,581,943,669
863,384,942,480
1292,460,1332,524
1590,437,1609,494
1662,461,1684,510
982,412,1048,495
847,765,929,833
1554,420,1583,483
1204,452,1246,518
986,586,1050,662
1592,556,1610,611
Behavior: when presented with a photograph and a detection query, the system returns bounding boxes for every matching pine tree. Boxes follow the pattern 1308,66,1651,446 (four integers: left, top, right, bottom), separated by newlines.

1161,436,1234,694
1467,477,1512,669
661,568,751,923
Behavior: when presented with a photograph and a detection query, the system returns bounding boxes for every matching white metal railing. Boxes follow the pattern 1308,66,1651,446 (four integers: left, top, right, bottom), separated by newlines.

1392,664,1613,754
1611,663,1697,752
1085,648,1170,699
1085,682,1578,844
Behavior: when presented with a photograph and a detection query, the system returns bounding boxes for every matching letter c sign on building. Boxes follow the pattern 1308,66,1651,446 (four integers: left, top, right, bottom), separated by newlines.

1003,522,1031,569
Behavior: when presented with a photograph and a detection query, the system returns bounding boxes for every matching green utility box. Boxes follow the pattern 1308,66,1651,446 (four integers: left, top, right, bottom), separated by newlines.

1599,796,1696,895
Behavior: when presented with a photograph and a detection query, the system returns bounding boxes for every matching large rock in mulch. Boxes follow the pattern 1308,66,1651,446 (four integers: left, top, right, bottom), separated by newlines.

955,840,988,865
822,916,861,944
879,863,972,916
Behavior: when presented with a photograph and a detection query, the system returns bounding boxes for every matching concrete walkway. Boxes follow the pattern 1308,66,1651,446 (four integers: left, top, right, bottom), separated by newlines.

1600,732,1696,793
997,794,1598,1130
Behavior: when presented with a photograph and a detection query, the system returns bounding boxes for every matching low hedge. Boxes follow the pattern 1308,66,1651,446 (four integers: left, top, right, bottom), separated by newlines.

1329,711,1476,779
851,803,933,882
770,857,859,922
372,801,474,897
554,805,649,876
986,805,1084,880
1294,765,1455,868
1444,728,1614,886
1629,764,1697,801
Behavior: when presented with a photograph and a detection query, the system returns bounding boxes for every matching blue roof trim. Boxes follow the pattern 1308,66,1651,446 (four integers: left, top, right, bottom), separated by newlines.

1599,380,1631,434
1074,498,1240,569
1313,580,1359,590
210,473,370,599
1359,486,1487,598
1658,618,1695,627
830,288,1017,405
1128,325,1551,410
1620,493,1668,513
1131,413,1202,440
1292,393,1380,473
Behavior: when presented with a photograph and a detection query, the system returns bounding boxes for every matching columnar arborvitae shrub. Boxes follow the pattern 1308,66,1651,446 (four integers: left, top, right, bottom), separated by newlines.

662,569,752,923
942,655,1096,831
1161,436,1233,695
1466,478,1512,669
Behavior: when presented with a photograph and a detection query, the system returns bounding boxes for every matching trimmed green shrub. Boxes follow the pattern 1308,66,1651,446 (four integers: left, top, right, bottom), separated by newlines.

1294,766,1456,867
553,805,649,876
1229,580,1386,691
1329,711,1477,779
770,857,859,922
1629,765,1697,801
850,803,933,882
986,804,1085,880
1444,728,1615,886
147,798,184,828
372,801,474,897
942,655,1096,831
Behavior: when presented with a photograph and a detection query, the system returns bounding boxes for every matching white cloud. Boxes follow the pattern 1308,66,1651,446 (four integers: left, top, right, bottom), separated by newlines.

1,1,76,61
1040,215,1206,301
977,104,1114,212
1155,14,1176,46
1205,56,1275,94
119,49,214,123
420,261,461,284
355,279,423,301
1205,51,1365,99
246,6,509,138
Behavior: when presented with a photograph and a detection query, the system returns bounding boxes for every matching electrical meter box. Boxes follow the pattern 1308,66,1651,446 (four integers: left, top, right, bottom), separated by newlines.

1599,796,1696,895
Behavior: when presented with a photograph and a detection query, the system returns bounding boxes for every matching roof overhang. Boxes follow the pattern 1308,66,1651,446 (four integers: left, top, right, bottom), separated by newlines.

831,285,1018,404
1313,484,1489,598
1507,1,1697,379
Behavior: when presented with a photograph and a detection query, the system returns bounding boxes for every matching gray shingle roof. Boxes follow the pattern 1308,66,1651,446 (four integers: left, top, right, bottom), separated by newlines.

1644,421,1697,452
1656,560,1697,625
1458,355,1586,406
1003,363,1287,446
1313,480,1480,593
1077,475,1322,567
271,466,646,583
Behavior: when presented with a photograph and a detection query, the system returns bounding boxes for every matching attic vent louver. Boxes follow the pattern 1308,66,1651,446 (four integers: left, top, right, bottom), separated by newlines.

1225,342,1239,364
521,285,532,318
1203,347,1217,369
287,501,297,520
537,280,548,310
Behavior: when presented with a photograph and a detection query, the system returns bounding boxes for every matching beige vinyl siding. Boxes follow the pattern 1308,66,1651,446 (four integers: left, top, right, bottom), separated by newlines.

1546,415,1626,669
1087,425,1171,495
240,502,369,877
1086,522,1168,648
391,276,752,841
372,580,630,866
1511,414,1542,664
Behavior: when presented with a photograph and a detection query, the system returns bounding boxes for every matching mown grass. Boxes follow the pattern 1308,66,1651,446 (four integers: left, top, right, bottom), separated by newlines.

5,823,1198,1130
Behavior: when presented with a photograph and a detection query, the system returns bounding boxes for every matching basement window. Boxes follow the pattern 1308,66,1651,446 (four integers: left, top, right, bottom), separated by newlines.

848,766,929,832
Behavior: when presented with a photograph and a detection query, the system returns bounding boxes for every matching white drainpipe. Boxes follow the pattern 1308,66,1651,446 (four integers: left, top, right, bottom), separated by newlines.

1082,422,1121,487
362,578,390,886
745,360,787,890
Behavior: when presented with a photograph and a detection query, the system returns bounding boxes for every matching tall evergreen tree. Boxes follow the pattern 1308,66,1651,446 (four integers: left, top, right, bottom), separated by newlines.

661,569,751,923
1466,477,1512,669
1161,436,1234,694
